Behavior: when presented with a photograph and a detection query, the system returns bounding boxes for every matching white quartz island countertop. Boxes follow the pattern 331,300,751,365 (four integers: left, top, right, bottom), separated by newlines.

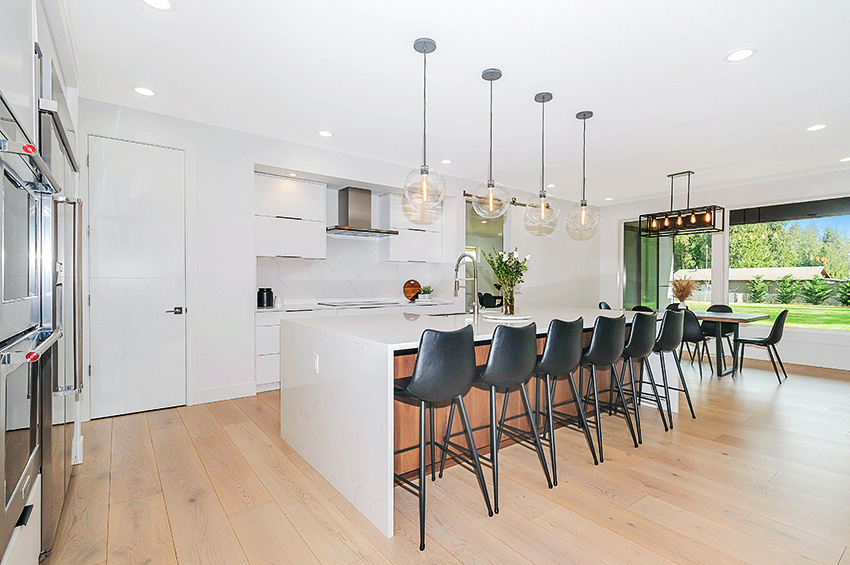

278,307,646,538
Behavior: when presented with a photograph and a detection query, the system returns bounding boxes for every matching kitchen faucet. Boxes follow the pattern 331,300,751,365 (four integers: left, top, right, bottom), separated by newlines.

454,252,479,318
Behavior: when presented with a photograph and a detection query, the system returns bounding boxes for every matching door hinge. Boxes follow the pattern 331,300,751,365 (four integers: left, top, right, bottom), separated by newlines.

87,225,91,236
86,154,90,167
88,365,91,377
87,295,91,306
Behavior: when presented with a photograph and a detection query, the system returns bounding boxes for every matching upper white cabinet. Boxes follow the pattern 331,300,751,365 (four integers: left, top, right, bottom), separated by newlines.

255,174,326,221
378,193,443,263
0,0,36,142
254,174,327,259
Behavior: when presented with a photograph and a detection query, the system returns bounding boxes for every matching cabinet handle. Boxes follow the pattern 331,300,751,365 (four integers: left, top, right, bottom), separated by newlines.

409,228,426,232
16,505,33,527
409,260,427,263
275,255,303,259
276,215,303,221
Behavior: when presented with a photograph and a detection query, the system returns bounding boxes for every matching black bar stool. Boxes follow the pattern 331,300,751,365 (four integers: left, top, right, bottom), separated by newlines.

619,312,669,437
439,323,551,515
653,309,696,426
526,318,598,483
393,325,492,551
580,315,638,462
599,301,612,310
736,309,789,384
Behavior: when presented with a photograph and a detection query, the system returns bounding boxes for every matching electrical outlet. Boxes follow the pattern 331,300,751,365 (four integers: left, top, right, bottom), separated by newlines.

313,354,320,374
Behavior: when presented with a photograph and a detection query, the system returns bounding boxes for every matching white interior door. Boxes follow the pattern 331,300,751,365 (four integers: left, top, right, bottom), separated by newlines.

88,136,186,418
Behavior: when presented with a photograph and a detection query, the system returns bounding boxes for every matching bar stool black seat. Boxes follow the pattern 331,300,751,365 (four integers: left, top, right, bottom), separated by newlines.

580,315,638,462
599,301,612,310
439,323,551,515
682,309,714,378
526,319,598,485
631,305,655,312
736,309,789,384
653,309,696,426
393,325,492,550
616,312,669,440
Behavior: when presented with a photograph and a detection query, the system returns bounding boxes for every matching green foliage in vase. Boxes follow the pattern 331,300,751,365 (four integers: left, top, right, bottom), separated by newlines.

837,279,850,307
481,247,529,291
776,274,799,304
747,275,769,303
799,275,832,305
419,285,433,294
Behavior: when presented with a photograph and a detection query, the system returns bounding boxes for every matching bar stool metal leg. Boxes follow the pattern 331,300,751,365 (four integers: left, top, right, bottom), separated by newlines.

418,400,426,551
672,351,696,419
489,386,499,514
627,359,642,444
438,401,455,479
519,382,553,489
611,364,639,448
544,373,558,484
642,358,668,432
658,352,673,429
456,396,494,517
590,365,604,463
430,404,436,481
565,370,599,465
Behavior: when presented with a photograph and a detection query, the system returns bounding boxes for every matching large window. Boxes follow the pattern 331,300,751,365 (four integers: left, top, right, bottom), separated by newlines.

725,198,850,331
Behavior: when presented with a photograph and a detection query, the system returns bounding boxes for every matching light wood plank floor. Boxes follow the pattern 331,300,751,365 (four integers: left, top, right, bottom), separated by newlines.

46,359,850,564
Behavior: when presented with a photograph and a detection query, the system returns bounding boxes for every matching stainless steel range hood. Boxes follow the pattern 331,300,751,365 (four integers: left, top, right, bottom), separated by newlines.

326,187,398,237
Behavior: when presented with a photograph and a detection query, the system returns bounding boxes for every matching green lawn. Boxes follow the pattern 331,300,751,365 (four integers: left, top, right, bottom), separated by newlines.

688,302,850,332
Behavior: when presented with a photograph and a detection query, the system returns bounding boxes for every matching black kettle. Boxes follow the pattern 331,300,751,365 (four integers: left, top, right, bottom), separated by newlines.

257,288,274,308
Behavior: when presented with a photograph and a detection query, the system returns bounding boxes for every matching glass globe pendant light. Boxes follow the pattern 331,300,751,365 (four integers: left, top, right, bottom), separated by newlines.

525,92,560,226
472,68,510,219
566,111,600,232
403,38,446,210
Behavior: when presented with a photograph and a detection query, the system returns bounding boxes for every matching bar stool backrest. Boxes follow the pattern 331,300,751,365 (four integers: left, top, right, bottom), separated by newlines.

654,310,684,352
682,309,705,342
480,323,538,388
599,301,612,310
765,309,789,345
584,315,626,366
537,318,584,376
623,312,657,359
407,325,476,402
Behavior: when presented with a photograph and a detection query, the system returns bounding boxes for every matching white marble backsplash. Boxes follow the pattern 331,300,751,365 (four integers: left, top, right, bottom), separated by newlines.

257,236,452,303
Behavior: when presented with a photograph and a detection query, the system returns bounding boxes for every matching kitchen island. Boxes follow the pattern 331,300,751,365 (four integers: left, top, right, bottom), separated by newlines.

279,307,652,537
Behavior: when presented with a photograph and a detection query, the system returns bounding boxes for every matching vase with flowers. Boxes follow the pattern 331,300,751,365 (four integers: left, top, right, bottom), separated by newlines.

670,277,699,308
482,247,530,315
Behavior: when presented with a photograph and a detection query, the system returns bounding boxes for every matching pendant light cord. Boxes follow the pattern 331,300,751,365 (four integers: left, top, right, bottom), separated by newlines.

422,51,427,167
540,100,545,196
488,80,494,183
581,117,587,203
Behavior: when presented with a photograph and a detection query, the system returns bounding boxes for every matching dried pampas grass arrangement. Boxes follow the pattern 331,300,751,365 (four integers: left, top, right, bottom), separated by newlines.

671,278,699,303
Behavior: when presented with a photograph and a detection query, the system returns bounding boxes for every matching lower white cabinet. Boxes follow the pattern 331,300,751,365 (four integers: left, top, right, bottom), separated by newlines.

380,228,442,263
1,475,41,565
255,216,326,259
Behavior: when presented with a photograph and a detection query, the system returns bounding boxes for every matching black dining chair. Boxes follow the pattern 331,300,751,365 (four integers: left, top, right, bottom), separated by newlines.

736,309,790,384
631,305,655,312
477,292,503,309
528,318,598,481
666,302,688,310
653,309,696,426
580,315,638,462
599,301,612,310
393,325,492,550
700,304,737,371
682,309,713,378
439,323,552,515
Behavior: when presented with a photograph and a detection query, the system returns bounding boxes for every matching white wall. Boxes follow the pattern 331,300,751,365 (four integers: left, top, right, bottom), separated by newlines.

597,168,850,370
78,99,472,415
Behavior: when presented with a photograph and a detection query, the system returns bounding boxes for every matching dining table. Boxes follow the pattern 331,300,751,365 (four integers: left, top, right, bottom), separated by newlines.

691,310,770,376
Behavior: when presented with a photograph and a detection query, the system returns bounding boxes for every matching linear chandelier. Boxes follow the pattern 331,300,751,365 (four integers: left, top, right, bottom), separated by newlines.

640,171,725,237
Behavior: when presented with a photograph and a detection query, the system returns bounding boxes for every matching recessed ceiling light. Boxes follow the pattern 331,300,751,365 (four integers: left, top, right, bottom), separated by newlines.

724,48,757,63
288,173,297,177
806,124,827,132
133,86,155,97
318,130,334,137
840,157,850,162
546,183,556,188
440,159,453,165
141,0,175,11
481,220,488,224
604,197,613,201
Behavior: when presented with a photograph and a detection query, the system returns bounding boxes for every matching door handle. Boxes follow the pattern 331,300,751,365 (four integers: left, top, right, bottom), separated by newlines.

165,307,184,315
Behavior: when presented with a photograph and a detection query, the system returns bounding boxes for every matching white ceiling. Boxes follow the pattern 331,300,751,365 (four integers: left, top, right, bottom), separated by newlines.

69,0,850,204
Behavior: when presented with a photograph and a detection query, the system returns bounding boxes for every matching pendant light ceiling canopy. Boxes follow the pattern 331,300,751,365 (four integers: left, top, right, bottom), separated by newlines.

472,68,510,219
640,171,725,237
525,92,559,226
403,37,446,210
566,111,601,232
